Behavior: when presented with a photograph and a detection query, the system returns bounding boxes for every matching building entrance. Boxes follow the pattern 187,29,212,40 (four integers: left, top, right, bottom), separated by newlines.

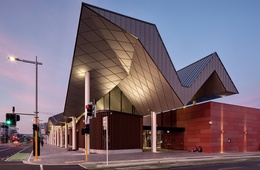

143,130,162,149
143,127,185,150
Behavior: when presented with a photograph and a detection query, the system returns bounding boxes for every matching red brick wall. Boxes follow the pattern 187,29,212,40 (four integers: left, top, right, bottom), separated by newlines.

71,102,260,152
210,102,260,152
173,102,260,153
176,103,211,152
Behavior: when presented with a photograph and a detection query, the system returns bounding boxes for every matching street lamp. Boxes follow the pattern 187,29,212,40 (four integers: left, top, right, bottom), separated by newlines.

8,56,42,160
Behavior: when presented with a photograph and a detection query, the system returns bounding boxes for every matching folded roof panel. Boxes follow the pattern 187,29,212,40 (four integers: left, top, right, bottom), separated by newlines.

63,3,238,118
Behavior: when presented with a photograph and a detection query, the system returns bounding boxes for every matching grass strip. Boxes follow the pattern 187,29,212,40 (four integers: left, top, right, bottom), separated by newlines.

8,153,30,161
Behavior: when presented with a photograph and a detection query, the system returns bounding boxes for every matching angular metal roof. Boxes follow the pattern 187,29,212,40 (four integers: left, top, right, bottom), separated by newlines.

63,3,238,118
46,113,71,133
48,113,63,125
178,53,214,87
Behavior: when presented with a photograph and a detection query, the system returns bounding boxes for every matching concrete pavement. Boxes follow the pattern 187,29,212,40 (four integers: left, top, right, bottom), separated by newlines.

21,144,260,169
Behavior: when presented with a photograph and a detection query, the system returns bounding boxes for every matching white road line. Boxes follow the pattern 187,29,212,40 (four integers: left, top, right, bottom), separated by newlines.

5,143,32,161
40,164,43,170
79,164,89,169
27,147,34,163
218,167,243,170
0,148,11,152
17,144,32,153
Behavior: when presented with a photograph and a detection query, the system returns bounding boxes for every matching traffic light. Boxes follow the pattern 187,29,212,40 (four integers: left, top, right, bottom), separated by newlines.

86,103,93,116
6,113,17,126
33,124,39,131
81,128,85,135
16,115,20,121
81,124,90,135
86,124,90,134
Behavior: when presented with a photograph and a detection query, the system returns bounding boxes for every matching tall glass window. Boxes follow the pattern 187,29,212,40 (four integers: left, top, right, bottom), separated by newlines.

96,86,136,114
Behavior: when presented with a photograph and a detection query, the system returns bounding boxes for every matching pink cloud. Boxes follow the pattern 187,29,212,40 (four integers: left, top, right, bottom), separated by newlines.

217,89,260,109
0,67,34,88
12,92,34,106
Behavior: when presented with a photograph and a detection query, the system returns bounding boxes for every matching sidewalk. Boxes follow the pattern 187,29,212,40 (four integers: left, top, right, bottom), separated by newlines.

24,144,260,168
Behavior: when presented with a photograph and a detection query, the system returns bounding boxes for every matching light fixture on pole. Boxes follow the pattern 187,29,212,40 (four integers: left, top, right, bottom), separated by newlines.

8,56,42,161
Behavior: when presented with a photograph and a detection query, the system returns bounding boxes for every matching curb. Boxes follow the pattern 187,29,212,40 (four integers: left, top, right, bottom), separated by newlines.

80,154,260,169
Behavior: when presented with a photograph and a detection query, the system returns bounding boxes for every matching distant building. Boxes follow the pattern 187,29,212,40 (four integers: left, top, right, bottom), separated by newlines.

39,123,48,144
0,122,10,143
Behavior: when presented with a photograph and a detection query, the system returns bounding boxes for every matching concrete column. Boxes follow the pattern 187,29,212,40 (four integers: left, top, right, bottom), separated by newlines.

72,117,76,150
53,128,56,145
56,128,58,146
49,126,53,145
60,126,63,147
151,111,157,153
47,132,50,144
53,128,55,145
85,72,90,155
49,131,52,145
48,131,51,144
56,127,59,146
65,122,68,149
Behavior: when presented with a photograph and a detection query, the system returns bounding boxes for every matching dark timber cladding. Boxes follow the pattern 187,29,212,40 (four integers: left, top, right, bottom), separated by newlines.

90,111,143,150
63,2,238,119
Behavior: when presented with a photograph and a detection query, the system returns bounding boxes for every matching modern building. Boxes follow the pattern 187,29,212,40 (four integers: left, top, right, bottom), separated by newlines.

46,3,260,153
0,122,9,143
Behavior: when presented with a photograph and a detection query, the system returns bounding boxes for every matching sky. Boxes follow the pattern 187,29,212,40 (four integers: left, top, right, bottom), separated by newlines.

0,0,259,134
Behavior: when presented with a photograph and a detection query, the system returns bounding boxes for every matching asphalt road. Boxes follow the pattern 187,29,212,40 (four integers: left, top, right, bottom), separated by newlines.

0,143,86,170
0,163,86,170
2,143,260,169
0,142,31,160
168,158,260,170
98,157,260,170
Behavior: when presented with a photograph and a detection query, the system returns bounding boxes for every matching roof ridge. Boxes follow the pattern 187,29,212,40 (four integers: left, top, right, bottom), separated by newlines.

177,52,216,73
83,2,156,26
177,52,215,87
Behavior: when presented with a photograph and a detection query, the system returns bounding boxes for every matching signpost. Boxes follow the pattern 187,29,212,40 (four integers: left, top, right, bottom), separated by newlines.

103,116,108,165
103,116,107,130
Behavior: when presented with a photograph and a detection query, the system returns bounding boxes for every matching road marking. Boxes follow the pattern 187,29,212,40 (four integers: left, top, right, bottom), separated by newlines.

218,167,243,170
6,153,30,161
0,148,11,152
40,164,43,170
27,147,34,164
79,163,93,169
16,144,32,153
5,143,32,161
65,160,86,164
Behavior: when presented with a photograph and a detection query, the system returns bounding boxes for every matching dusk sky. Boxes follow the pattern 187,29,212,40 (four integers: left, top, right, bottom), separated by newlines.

0,0,259,134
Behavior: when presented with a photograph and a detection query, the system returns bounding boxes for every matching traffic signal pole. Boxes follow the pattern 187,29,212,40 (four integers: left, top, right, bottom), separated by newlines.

34,56,40,161
34,117,38,160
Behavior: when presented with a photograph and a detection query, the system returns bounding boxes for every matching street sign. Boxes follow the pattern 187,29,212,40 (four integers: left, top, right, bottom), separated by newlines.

103,116,107,130
102,116,109,165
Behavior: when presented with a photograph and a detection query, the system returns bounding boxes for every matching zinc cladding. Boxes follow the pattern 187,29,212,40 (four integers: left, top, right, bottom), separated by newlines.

177,53,214,87
62,3,238,118
48,113,63,126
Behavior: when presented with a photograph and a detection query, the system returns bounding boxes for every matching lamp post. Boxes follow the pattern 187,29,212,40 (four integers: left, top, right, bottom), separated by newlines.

8,56,42,160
